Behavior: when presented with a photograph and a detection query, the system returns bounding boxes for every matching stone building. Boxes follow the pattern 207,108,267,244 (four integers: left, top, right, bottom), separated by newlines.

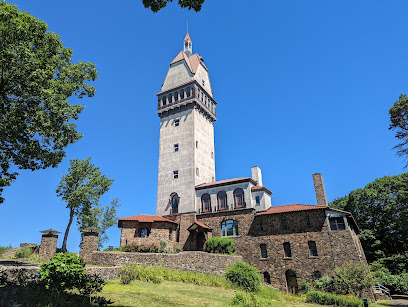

118,33,367,292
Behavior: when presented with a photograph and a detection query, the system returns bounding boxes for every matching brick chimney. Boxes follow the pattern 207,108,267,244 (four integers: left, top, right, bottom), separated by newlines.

312,173,328,207
251,166,263,186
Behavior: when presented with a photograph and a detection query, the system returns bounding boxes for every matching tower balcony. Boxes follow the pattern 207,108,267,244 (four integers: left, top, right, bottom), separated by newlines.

157,80,217,121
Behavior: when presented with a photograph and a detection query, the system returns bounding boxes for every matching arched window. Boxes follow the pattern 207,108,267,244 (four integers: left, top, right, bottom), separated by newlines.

140,227,149,238
263,272,271,284
162,95,167,106
233,188,245,208
180,89,185,99
174,91,179,101
312,271,322,281
201,193,211,212
217,191,227,210
283,242,292,258
221,220,238,237
186,87,191,97
168,93,173,104
170,193,179,214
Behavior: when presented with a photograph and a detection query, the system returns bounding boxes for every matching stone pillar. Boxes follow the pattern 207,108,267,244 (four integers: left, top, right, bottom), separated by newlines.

39,234,58,260
313,173,328,207
80,231,99,263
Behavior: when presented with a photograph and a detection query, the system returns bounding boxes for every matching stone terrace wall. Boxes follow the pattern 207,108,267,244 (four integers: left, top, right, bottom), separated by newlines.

89,251,242,274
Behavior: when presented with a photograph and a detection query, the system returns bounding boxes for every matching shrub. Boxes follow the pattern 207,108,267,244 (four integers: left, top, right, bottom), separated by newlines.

14,247,33,258
231,292,258,306
0,244,12,258
373,269,408,295
306,290,364,307
300,279,311,293
205,237,235,255
26,253,43,264
225,261,261,292
332,262,374,296
314,276,334,293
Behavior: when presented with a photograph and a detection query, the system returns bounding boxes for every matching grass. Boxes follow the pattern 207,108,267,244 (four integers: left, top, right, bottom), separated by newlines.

101,279,316,307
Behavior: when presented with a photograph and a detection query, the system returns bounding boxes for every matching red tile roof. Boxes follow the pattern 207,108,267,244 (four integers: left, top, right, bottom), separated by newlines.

259,204,329,215
170,51,207,74
187,220,213,231
118,215,178,224
196,177,257,190
184,33,192,42
251,186,273,195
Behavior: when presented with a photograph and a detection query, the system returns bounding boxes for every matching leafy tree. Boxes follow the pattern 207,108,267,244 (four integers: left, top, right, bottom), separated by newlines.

0,3,98,203
390,94,408,167
56,158,113,252
330,173,408,262
142,0,204,12
78,198,121,249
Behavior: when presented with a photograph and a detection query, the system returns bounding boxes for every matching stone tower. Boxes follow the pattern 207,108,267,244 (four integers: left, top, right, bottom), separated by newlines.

156,34,217,216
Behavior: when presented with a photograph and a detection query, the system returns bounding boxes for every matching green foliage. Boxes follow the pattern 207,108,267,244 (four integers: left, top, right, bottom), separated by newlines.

332,262,374,296
39,252,86,292
0,244,12,258
205,237,235,254
102,246,126,252
371,264,408,295
330,173,408,262
0,2,98,202
300,279,311,293
26,253,43,263
57,158,114,251
118,264,230,288
78,198,121,249
231,292,258,306
370,252,408,275
142,0,205,12
306,290,364,307
389,94,408,167
314,276,334,293
224,261,261,292
14,246,33,258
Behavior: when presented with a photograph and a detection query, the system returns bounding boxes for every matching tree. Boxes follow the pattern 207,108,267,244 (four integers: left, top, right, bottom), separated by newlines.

78,198,121,249
330,173,408,262
142,0,205,12
389,94,408,167
56,158,113,252
0,3,98,203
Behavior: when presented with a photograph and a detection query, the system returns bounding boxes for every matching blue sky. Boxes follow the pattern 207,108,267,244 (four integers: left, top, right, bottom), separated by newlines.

1,0,407,252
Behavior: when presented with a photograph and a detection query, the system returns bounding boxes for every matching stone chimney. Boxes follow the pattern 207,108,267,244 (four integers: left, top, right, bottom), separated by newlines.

313,173,328,207
251,166,263,186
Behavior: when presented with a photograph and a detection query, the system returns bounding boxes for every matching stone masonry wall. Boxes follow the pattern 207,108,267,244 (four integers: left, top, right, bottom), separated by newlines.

89,251,242,274
80,232,99,263
38,235,58,261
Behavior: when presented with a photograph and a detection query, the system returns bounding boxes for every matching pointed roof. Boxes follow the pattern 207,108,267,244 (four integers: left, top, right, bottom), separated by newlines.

170,51,207,74
184,33,192,42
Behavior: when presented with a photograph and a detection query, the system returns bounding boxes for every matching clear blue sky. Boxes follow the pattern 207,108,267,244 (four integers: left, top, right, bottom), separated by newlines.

1,0,407,252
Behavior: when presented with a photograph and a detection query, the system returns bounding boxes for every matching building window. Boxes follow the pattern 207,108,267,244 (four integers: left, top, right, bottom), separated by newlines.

263,272,271,284
308,241,318,257
221,220,238,237
173,170,178,179
162,95,167,106
305,216,311,228
196,140,198,148
201,193,211,212
312,271,322,281
329,217,346,230
174,119,180,126
211,151,214,159
255,196,260,205
180,89,185,99
196,167,199,176
212,176,215,182
169,228,173,240
140,227,149,238
233,188,245,208
260,244,268,258
170,193,179,214
258,221,264,232
186,87,191,97
217,190,227,210
283,242,292,258
202,79,205,86
280,217,289,231
174,144,179,152
174,91,178,101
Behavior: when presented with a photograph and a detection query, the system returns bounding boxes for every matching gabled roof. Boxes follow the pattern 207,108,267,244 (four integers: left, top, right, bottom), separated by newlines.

187,220,212,231
118,214,178,227
170,51,207,74
196,177,257,190
251,186,273,195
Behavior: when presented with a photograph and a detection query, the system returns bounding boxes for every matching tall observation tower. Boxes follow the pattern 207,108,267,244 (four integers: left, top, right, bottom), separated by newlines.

156,34,217,216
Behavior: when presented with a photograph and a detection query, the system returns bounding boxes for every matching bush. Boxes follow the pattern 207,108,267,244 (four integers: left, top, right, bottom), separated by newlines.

300,279,311,293
14,247,33,258
0,244,12,258
306,290,364,307
26,253,43,263
231,292,258,306
373,269,408,295
225,261,261,292
314,276,334,293
332,262,374,296
205,237,235,255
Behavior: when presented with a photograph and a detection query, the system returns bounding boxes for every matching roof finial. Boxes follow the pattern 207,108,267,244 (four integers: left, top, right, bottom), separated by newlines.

187,20,189,34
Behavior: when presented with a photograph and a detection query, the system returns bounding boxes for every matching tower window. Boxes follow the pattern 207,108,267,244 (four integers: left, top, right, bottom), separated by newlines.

260,244,268,258
196,167,199,176
255,196,260,205
211,151,214,159
174,119,180,126
173,170,178,179
174,144,179,152
202,79,205,86
196,140,198,148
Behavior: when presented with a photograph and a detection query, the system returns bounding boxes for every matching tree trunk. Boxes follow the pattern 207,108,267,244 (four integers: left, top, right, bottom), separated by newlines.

62,209,74,252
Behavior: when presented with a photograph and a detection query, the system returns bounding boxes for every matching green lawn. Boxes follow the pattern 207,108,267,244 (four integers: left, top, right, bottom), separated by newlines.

101,280,317,307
